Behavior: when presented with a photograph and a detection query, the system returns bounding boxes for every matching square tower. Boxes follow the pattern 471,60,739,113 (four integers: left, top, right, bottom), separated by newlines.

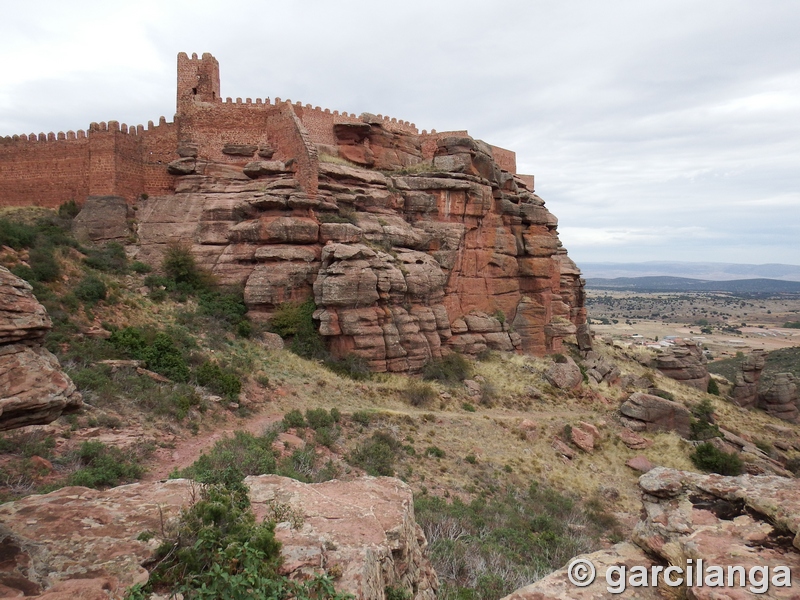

177,52,221,113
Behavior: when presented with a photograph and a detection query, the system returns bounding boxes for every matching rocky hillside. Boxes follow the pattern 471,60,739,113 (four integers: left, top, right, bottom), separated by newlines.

75,125,590,372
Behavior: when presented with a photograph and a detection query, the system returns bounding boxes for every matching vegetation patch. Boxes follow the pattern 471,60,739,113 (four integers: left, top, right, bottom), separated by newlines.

691,442,743,476
422,353,472,384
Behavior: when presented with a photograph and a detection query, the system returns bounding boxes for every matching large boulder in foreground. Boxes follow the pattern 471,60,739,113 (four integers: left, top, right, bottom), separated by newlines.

0,475,437,600
0,266,82,431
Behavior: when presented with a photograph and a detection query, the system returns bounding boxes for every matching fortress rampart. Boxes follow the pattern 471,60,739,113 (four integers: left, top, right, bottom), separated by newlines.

0,52,528,208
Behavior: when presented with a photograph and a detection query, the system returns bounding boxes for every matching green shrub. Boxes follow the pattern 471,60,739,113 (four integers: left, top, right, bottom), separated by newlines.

28,245,60,282
74,274,107,305
462,402,476,412
305,408,335,430
425,446,445,458
196,360,242,399
350,431,401,476
784,321,800,329
0,430,56,458
385,587,412,600
85,242,128,273
314,426,340,449
422,353,472,384
325,353,371,380
691,442,743,475
124,481,347,600
465,454,477,464
143,333,190,382
180,431,277,484
67,441,144,488
707,378,720,396
109,326,148,359
415,482,615,599
130,261,152,274
0,219,37,249
403,380,438,407
351,410,373,425
57,199,80,219
162,244,212,291
282,409,306,429
270,299,328,360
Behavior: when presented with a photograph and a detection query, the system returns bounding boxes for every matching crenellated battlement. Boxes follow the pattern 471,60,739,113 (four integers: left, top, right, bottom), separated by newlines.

1,51,525,209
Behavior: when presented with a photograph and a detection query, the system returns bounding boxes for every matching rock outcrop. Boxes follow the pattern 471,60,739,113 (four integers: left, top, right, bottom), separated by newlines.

759,373,799,423
653,340,709,391
0,475,437,600
618,391,692,438
0,266,82,431
504,468,800,600
132,125,588,372
731,349,766,409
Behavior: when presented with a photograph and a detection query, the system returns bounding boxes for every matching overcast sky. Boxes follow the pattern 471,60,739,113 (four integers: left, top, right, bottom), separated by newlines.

2,0,799,266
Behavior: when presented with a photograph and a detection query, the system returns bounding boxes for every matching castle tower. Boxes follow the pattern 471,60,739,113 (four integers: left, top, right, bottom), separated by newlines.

177,52,221,113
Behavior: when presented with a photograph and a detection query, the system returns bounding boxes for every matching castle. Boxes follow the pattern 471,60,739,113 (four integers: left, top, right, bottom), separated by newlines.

1,53,588,369
0,52,529,208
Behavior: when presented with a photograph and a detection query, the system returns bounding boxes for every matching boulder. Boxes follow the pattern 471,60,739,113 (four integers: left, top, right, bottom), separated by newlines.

731,350,766,408
619,392,691,439
0,476,437,600
758,373,799,423
0,266,51,343
243,160,289,178
222,143,258,156
653,341,709,391
0,267,82,431
544,358,583,391
71,196,132,243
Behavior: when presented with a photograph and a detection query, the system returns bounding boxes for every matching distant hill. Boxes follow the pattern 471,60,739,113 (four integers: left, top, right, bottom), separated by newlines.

580,261,800,282
585,276,800,294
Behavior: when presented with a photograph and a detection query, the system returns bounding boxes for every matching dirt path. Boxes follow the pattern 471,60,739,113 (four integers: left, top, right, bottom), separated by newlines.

142,410,283,482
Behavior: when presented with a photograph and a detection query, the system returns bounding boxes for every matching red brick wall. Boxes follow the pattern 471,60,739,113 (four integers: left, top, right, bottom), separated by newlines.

0,132,91,208
489,144,516,174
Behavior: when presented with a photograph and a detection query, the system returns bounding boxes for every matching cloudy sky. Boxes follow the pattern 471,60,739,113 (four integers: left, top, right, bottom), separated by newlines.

2,0,799,267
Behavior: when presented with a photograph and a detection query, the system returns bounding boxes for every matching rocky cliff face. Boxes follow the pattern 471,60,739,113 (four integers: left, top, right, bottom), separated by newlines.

653,340,710,391
0,266,82,430
0,475,437,600
131,126,587,371
504,467,800,600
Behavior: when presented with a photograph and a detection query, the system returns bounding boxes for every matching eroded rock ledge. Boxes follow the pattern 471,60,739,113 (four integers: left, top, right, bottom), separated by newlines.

0,266,82,431
131,127,588,372
0,475,437,600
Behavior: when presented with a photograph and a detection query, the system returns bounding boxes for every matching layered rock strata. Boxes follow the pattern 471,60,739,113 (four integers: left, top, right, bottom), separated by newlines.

731,349,766,408
758,373,799,423
653,340,709,391
0,475,437,600
0,266,82,430
132,126,588,371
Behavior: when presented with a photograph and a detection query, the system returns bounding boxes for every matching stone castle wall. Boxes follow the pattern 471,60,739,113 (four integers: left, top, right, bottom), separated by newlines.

1,52,527,207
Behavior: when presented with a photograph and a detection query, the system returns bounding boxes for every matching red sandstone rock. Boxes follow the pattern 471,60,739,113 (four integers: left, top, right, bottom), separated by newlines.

0,267,82,431
617,428,653,449
653,341,710,391
544,358,583,391
0,476,437,600
619,392,692,439
569,426,595,453
1,53,590,373
625,455,655,472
